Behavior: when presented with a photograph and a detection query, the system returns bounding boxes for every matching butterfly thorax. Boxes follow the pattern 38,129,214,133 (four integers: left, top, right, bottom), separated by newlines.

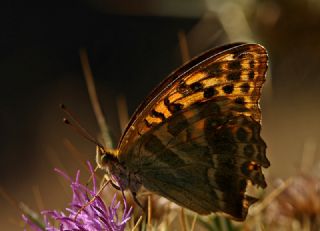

96,146,142,193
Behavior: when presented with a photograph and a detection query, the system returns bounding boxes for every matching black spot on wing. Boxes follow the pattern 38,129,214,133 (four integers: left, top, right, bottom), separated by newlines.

240,83,250,93
164,97,170,106
240,161,252,176
222,84,234,94
168,103,183,113
144,119,152,128
249,60,255,68
235,97,245,105
229,61,241,70
207,62,223,76
249,71,255,80
204,87,217,98
227,71,241,81
164,97,183,113
236,127,248,142
151,109,166,121
190,82,203,92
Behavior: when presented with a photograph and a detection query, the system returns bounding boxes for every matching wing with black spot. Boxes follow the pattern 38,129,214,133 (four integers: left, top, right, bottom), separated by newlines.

118,43,268,155
121,99,269,220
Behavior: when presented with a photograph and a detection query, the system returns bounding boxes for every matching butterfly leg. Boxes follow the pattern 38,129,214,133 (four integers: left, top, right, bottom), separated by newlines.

127,172,144,210
75,178,114,220
109,180,121,190
131,191,144,210
101,174,121,190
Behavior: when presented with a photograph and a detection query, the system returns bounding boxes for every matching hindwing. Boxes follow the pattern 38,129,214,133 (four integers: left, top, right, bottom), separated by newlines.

119,98,269,220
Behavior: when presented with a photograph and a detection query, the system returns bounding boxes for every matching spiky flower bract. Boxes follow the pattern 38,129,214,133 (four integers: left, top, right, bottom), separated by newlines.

23,162,132,231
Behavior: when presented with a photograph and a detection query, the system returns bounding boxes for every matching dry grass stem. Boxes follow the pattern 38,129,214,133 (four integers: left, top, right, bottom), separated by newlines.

251,177,293,215
131,216,143,231
117,95,129,133
179,208,187,231
45,149,69,194
0,187,22,213
79,48,113,149
178,30,190,63
63,139,89,173
301,138,317,173
190,213,198,231
147,195,152,231
32,185,44,211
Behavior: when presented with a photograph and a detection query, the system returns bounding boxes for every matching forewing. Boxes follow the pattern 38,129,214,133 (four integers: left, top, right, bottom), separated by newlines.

118,43,268,154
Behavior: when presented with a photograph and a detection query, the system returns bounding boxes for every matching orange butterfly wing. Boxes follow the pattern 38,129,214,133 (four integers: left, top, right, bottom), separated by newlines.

118,43,268,154
116,43,269,220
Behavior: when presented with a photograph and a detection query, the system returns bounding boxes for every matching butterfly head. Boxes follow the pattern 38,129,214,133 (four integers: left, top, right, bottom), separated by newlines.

95,145,119,170
95,145,138,191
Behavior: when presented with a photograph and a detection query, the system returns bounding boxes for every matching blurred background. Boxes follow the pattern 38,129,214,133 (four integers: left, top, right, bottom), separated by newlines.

1,0,320,230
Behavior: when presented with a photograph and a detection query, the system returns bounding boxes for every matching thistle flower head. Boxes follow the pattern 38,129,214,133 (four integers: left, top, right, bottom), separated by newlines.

23,162,132,231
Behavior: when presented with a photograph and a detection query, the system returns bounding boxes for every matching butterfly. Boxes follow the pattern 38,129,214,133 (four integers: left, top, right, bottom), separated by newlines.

96,43,270,221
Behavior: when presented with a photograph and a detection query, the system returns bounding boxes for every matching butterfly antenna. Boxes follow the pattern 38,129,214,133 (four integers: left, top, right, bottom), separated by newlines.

60,104,104,149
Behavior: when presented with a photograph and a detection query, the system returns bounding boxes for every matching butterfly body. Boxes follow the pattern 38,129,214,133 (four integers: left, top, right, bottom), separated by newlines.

98,43,269,221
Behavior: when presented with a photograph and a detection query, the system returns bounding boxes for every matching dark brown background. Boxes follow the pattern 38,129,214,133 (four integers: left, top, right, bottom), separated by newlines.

1,0,320,230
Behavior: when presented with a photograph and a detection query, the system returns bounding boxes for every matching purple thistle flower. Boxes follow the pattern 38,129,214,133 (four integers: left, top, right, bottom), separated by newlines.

23,162,133,231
